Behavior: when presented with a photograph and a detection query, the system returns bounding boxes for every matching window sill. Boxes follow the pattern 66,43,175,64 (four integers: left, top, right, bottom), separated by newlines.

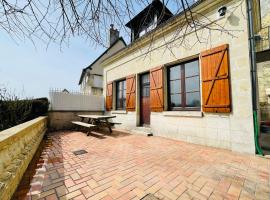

111,110,127,114
162,111,203,118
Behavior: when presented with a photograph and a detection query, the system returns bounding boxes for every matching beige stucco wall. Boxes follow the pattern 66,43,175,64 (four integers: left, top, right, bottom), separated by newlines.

103,0,255,153
0,117,47,200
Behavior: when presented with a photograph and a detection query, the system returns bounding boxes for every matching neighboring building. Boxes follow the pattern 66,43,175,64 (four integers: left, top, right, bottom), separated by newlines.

101,0,266,154
62,89,69,93
79,25,126,95
256,0,270,122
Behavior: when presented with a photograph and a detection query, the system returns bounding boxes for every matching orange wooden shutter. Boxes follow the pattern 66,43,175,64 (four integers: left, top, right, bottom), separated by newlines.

200,44,231,113
106,82,113,111
150,66,164,112
126,75,136,111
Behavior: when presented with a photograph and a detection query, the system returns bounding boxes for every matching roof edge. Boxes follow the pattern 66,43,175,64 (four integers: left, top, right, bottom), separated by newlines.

78,37,126,85
103,0,236,66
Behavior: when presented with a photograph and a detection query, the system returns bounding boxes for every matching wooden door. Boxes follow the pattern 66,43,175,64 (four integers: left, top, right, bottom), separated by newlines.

140,73,150,125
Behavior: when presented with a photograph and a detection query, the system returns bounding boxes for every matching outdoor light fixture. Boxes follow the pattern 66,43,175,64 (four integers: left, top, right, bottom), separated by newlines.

218,6,227,17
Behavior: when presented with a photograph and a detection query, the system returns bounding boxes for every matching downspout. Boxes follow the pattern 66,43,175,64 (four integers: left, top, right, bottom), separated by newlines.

246,0,264,155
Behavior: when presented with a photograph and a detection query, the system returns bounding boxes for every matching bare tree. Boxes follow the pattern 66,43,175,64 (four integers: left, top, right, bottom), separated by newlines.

0,0,243,48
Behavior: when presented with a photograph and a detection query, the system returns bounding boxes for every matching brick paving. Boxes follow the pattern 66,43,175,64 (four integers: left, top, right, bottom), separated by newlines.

13,130,270,200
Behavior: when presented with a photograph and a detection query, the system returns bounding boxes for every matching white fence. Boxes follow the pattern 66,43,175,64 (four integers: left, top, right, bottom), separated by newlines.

49,89,104,111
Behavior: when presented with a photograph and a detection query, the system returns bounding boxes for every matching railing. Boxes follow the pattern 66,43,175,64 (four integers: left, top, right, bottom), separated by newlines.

49,89,104,111
256,26,270,52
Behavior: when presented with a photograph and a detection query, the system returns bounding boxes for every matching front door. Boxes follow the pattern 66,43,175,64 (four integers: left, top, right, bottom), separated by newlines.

140,73,150,126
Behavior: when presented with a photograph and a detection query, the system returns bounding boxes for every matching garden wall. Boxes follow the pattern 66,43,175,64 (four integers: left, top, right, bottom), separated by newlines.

0,117,47,200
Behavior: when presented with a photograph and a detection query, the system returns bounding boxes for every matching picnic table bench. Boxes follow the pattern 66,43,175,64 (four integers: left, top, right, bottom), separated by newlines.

71,121,96,136
72,115,119,135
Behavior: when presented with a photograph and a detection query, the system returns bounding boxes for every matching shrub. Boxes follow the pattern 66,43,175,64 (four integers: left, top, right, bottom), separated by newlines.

0,88,49,131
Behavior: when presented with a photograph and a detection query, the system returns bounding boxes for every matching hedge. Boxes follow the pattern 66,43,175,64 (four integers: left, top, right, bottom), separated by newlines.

0,98,49,131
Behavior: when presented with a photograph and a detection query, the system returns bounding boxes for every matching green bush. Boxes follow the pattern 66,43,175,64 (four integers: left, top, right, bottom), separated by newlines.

0,96,49,131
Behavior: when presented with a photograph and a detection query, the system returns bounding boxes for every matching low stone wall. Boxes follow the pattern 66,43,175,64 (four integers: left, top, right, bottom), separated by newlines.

48,111,104,130
0,116,47,200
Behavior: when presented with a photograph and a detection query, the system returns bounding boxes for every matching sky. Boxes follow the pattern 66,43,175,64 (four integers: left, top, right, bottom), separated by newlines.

0,0,191,99
0,33,105,98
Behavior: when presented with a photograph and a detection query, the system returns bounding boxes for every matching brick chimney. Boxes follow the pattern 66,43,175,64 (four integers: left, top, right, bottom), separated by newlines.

109,24,119,46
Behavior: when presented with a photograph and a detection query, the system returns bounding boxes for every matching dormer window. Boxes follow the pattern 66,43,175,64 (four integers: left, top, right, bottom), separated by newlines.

139,15,158,37
125,0,173,42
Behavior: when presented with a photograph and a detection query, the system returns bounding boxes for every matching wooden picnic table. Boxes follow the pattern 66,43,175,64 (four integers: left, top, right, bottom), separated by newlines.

78,115,116,133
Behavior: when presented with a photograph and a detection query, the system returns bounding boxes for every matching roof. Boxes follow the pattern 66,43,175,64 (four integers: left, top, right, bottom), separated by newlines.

125,0,173,29
78,37,126,85
102,0,203,65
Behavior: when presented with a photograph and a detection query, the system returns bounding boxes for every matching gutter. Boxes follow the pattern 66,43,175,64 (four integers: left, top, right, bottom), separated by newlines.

246,0,264,155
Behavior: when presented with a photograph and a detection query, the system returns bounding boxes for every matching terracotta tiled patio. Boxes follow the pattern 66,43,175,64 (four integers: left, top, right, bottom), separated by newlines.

13,130,270,200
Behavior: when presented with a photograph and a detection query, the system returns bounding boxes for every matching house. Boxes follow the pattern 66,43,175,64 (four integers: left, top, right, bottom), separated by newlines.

256,0,270,121
101,0,269,154
62,89,69,93
79,25,126,95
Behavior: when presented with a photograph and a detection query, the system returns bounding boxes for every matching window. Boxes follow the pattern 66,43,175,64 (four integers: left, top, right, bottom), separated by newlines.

116,80,126,110
139,15,158,37
168,59,201,110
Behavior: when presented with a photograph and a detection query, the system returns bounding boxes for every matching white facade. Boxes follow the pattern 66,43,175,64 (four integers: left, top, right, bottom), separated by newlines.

102,0,256,154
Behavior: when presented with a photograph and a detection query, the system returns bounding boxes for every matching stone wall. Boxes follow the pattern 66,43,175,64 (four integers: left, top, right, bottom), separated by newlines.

0,117,47,200
48,111,104,130
257,60,270,121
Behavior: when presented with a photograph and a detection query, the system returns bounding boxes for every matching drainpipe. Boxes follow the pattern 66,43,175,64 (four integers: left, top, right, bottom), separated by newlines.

246,0,264,155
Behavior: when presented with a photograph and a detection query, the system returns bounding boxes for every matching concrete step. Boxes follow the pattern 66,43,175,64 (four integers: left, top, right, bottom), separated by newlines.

131,127,153,136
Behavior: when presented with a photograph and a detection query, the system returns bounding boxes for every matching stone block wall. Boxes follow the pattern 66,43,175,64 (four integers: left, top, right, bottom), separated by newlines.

0,117,47,200
257,60,270,121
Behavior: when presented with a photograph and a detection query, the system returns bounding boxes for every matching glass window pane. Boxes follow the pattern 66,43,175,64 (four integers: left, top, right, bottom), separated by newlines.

117,90,121,99
123,80,126,90
185,60,199,77
142,74,149,84
170,65,181,80
170,80,181,94
123,99,126,109
185,76,199,92
117,98,121,108
170,94,181,107
118,82,122,90
142,86,150,97
116,80,126,109
186,92,201,107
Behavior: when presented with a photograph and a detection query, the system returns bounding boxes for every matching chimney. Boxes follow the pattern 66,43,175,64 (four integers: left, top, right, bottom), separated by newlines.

109,24,119,46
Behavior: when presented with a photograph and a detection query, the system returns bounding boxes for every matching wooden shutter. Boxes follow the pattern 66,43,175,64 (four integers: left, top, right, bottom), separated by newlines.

150,66,164,112
106,82,113,111
200,44,231,113
126,75,136,111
